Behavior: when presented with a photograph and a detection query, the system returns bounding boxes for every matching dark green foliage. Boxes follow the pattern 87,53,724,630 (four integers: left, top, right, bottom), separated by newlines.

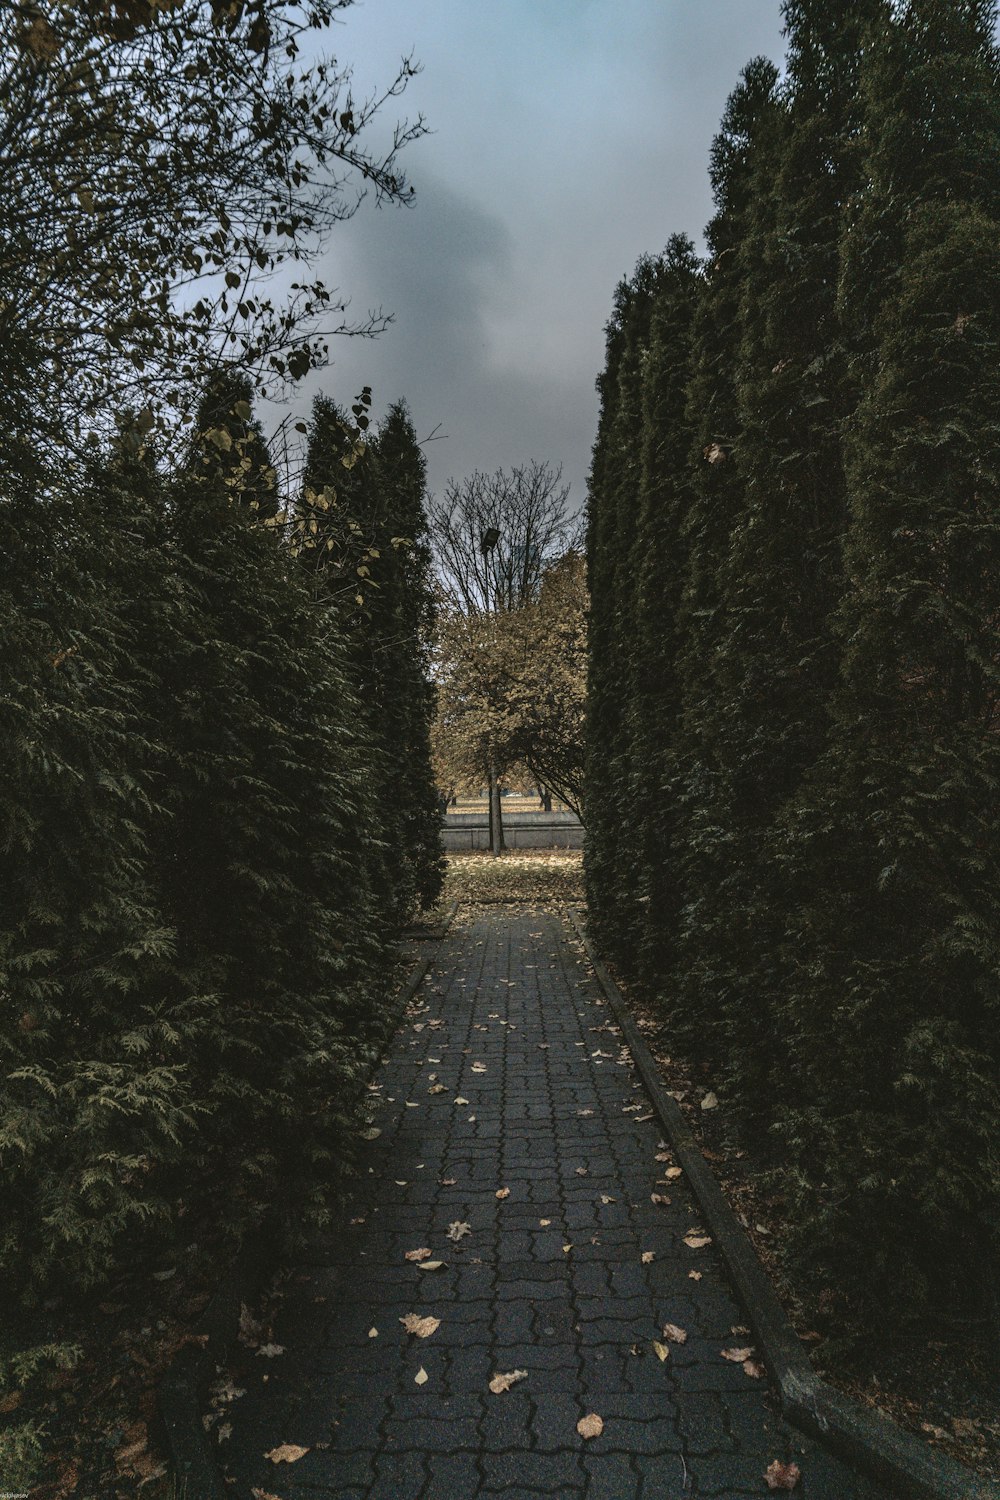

670,58,782,1059
585,0,1000,1335
302,395,444,920
585,254,672,965
373,403,446,913
772,0,1000,1323
190,369,280,518
1,379,440,1315
683,0,889,1100
1,458,201,1294
630,235,702,988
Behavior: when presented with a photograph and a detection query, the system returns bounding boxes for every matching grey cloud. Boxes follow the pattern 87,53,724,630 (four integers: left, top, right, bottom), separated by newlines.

294,173,595,508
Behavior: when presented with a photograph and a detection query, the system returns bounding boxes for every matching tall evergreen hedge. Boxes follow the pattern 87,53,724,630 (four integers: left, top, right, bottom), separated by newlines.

585,0,1000,1334
1,378,440,1318
302,395,444,924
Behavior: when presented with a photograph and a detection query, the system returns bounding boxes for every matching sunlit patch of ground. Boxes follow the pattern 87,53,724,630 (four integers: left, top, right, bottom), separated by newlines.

445,794,574,814
442,849,585,904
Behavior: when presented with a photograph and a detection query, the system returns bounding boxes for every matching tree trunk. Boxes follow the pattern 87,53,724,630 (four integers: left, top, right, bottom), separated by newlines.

489,765,505,856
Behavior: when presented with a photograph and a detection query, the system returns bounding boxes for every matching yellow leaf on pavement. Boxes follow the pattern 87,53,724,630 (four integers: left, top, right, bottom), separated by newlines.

265,1444,309,1464
400,1314,440,1338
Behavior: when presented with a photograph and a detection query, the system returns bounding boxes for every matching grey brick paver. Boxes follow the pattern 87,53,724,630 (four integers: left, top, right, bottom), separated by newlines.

219,908,886,1498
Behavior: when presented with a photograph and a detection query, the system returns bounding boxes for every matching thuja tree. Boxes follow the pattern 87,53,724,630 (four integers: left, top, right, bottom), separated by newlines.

629,234,702,990
368,402,444,914
693,0,889,1104
154,398,388,1227
0,375,402,1315
584,255,669,965
774,0,1000,1325
0,452,199,1298
669,57,781,1058
301,394,443,922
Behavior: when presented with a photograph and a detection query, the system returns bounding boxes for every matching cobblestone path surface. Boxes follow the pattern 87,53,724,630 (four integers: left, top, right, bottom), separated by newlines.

218,908,883,1499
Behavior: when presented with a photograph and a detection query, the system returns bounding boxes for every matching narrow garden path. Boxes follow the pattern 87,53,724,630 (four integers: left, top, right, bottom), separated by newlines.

218,907,882,1499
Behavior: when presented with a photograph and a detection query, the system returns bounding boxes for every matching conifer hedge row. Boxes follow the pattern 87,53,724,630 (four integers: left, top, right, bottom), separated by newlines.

0,382,442,1311
585,0,1000,1335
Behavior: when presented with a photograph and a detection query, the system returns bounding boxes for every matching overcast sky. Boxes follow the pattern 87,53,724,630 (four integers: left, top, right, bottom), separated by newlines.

287,1,787,512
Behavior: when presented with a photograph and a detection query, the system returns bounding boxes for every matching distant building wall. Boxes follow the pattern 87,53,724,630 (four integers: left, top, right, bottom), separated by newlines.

442,811,583,851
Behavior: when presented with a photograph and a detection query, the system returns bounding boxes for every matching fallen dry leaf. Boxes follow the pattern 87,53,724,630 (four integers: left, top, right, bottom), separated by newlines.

563,1243,573,1253
417,1260,447,1272
400,1314,440,1338
539,1218,552,1226
405,1247,432,1262
440,1177,457,1186
743,1359,766,1379
472,1062,487,1073
256,1343,284,1358
641,1251,655,1264
368,1328,378,1338
652,1341,670,1363
575,1167,589,1177
764,1459,801,1491
359,1127,381,1141
689,1270,703,1281
600,1194,616,1205
721,1347,754,1363
684,1234,712,1250
265,1444,310,1464
664,1166,683,1180
701,1092,718,1110
454,1096,469,1106
495,1187,511,1200
577,1413,604,1439
662,1323,687,1344
650,1193,670,1206
414,1367,429,1385
489,1368,528,1394
429,1083,445,1094
447,1220,471,1242
251,1489,284,1500
654,1151,671,1162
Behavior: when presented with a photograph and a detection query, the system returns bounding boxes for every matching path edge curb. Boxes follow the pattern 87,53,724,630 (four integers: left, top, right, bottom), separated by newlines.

156,899,459,1500
566,907,997,1500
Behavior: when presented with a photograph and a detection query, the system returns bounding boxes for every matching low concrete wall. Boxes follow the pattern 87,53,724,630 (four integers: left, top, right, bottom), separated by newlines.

442,811,583,851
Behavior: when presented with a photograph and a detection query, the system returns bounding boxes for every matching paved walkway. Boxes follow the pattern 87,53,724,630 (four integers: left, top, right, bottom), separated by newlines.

218,908,882,1498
